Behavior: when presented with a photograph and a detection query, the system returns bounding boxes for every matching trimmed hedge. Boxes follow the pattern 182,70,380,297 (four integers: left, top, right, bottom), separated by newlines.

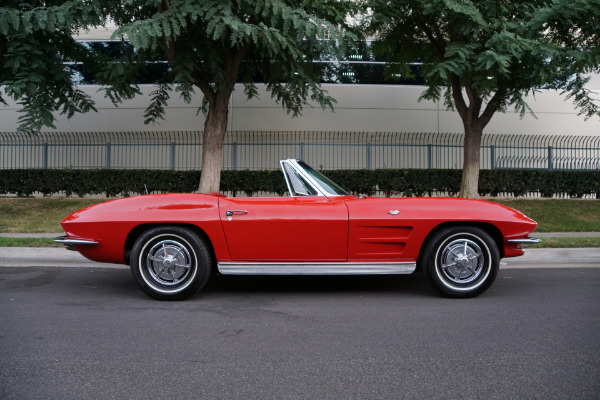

0,168,598,198
0,169,288,197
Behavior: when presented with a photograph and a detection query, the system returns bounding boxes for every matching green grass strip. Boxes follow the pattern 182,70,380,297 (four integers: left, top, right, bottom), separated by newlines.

494,199,600,233
0,237,60,247
0,197,598,234
526,237,600,249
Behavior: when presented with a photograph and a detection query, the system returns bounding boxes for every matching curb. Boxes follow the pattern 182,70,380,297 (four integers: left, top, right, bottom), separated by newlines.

1,246,599,269
0,247,124,269
501,248,600,269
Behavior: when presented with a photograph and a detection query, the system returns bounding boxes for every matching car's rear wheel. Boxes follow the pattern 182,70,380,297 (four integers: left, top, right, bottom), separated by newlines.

130,226,212,300
420,226,499,298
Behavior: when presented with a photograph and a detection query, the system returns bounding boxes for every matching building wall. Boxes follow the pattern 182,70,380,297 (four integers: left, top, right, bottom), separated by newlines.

1,83,599,135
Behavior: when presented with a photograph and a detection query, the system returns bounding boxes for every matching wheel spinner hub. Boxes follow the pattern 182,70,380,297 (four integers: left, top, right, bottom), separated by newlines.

456,254,471,268
146,240,192,286
162,255,175,271
440,238,484,284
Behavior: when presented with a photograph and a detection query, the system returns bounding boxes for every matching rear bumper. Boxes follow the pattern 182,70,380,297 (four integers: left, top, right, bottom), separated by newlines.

53,235,98,251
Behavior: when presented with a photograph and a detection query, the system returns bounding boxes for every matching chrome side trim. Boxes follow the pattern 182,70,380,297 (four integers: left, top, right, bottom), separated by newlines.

217,261,416,275
507,238,541,244
54,235,98,247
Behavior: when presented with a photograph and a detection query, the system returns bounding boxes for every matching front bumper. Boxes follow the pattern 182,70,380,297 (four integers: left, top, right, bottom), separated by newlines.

507,237,542,245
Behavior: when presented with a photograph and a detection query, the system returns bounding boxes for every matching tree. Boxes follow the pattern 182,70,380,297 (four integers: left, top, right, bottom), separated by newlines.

0,1,104,132
368,0,600,198
105,0,355,193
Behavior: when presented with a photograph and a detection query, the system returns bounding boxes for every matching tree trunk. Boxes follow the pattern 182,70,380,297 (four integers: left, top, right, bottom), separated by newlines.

0,34,7,64
198,92,230,193
459,122,484,198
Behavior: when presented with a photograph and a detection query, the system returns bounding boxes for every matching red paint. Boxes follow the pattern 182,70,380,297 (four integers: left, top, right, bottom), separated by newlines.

60,193,537,266
219,196,348,261
61,194,231,263
346,197,537,260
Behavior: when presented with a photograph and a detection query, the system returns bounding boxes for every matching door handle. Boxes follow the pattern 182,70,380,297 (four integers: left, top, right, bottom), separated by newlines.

226,210,248,216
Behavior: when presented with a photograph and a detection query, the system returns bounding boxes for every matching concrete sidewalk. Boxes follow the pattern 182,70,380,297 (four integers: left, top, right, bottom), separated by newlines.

0,245,598,269
0,247,125,269
501,247,600,269
1,231,598,269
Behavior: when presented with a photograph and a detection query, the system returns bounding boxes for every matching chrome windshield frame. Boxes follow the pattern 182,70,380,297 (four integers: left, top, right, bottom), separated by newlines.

280,159,348,197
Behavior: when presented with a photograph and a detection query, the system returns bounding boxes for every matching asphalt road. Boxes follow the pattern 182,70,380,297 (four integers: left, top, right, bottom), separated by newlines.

1,263,599,399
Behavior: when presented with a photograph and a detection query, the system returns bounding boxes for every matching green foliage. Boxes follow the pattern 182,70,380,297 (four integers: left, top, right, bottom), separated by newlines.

107,0,357,119
367,0,600,198
0,1,106,132
1,1,357,133
368,0,600,119
103,0,359,192
1,168,598,199
144,83,172,125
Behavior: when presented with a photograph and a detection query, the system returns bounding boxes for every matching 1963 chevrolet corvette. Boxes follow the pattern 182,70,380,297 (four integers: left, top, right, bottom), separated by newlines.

55,159,540,300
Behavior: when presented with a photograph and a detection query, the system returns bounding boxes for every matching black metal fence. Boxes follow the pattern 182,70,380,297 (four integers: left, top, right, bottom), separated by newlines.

1,131,599,171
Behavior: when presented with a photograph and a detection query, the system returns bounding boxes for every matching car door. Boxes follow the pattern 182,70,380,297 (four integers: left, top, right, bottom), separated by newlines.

219,196,348,262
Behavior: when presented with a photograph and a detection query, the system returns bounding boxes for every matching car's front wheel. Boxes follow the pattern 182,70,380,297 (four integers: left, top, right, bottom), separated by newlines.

130,226,212,300
420,226,499,298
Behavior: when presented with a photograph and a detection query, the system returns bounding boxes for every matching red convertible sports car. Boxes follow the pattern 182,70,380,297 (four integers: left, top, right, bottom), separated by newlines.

55,159,540,300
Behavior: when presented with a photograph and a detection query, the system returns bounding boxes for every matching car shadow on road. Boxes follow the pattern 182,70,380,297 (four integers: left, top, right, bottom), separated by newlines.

7,267,576,306
0,267,435,300
203,273,434,297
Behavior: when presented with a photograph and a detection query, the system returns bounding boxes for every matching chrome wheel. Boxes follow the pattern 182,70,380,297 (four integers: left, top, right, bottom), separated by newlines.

145,239,193,287
438,238,484,285
137,233,198,295
421,226,500,298
131,227,212,300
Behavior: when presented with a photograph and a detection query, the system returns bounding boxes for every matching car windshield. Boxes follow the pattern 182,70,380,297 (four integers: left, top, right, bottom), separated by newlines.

297,161,350,196
282,163,319,196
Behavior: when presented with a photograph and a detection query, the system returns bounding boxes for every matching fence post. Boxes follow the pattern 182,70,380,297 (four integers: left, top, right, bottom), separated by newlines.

548,146,553,170
490,145,496,169
427,144,433,169
43,143,48,169
300,142,304,160
366,143,371,170
170,142,176,170
105,143,111,169
232,142,237,170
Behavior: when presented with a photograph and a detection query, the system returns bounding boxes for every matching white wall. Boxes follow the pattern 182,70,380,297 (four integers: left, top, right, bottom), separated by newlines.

1,83,599,135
